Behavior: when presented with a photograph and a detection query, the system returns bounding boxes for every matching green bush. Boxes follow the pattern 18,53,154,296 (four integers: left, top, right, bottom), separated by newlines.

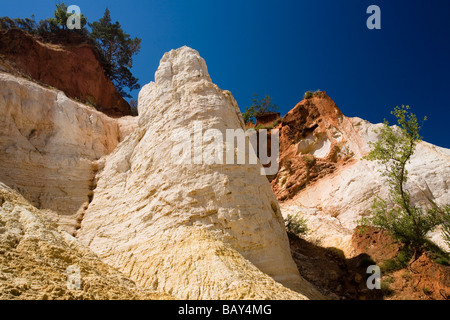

304,91,313,99
380,278,394,296
380,248,412,273
285,214,309,236
434,257,450,266
304,90,323,100
423,240,450,266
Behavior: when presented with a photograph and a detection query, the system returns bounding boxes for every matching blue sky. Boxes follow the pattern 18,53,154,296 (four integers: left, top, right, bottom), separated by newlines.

3,0,450,148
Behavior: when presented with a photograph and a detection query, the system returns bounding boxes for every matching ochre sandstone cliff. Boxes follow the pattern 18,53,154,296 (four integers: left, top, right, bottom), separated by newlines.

0,29,131,117
77,46,322,300
273,93,450,256
0,183,172,300
0,71,137,234
2,34,447,300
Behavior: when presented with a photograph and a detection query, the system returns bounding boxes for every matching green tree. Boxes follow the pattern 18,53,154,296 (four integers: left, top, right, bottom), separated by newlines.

242,94,278,124
361,106,441,253
242,104,256,124
0,16,37,33
441,205,450,247
89,8,141,98
46,2,87,32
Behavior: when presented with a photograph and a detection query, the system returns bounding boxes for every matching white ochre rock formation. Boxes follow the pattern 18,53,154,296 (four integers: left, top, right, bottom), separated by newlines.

0,183,171,300
77,47,322,300
280,116,450,256
0,72,137,233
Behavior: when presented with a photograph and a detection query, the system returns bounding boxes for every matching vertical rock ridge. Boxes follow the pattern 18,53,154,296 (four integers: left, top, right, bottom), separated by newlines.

78,46,322,300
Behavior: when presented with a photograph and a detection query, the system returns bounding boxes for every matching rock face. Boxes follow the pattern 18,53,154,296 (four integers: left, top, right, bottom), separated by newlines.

272,92,360,201
0,71,137,234
352,227,450,300
273,93,450,256
77,46,322,300
0,29,131,117
255,112,281,126
0,183,171,300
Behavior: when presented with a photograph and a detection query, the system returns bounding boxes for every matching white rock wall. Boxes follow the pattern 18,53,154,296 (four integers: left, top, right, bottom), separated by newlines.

0,72,137,233
78,47,322,300
281,117,450,256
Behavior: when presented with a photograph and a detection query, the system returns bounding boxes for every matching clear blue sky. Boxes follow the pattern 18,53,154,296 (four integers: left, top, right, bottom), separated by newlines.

3,0,450,148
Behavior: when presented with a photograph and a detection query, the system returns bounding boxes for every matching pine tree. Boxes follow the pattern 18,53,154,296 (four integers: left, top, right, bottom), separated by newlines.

46,2,87,31
89,9,141,98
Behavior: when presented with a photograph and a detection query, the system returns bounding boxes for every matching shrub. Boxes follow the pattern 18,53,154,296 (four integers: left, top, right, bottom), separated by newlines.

422,239,450,266
380,277,394,296
285,214,309,236
304,90,323,100
380,248,412,273
434,257,450,266
304,91,313,99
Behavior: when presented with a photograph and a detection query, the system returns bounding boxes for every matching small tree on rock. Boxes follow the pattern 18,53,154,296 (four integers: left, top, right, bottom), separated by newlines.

361,106,442,255
285,214,309,236
242,94,278,124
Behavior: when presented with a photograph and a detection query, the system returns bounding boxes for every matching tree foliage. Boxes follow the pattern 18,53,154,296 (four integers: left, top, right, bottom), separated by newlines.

361,106,442,251
89,9,141,98
0,4,141,99
0,16,37,33
46,2,87,31
441,205,450,247
242,94,278,124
